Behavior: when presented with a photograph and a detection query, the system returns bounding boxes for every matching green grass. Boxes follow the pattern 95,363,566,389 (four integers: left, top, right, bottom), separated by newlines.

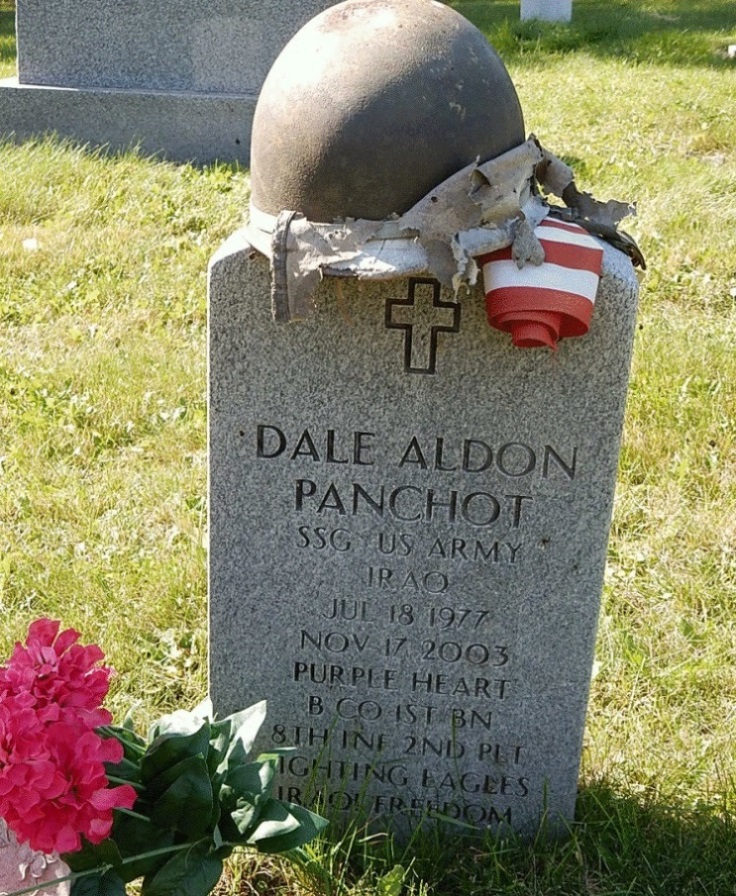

454,0,736,68
1,1,736,893
0,142,250,721
0,10,14,78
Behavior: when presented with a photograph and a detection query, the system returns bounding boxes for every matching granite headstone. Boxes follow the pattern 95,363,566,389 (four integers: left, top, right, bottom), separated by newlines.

521,0,573,22
208,230,639,836
0,0,335,163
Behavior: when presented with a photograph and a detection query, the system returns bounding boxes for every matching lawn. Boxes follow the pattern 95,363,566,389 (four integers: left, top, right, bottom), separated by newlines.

1,1,736,894
0,7,14,78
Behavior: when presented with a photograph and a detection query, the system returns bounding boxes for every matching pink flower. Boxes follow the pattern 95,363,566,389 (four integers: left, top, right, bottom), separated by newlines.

0,708,137,854
0,620,138,855
0,619,114,729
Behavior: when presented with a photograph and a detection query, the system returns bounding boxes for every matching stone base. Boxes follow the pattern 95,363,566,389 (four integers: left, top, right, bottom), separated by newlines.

0,78,255,164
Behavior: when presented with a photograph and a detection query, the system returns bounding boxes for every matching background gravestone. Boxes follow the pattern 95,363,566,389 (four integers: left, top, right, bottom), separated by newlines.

0,0,335,163
521,0,573,22
208,230,639,836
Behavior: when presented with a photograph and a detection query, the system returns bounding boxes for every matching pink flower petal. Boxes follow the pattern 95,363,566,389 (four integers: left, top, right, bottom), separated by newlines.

90,783,138,812
26,619,60,646
54,629,81,654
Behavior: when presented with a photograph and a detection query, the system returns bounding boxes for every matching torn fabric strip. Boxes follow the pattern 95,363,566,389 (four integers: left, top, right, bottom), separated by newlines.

245,135,643,323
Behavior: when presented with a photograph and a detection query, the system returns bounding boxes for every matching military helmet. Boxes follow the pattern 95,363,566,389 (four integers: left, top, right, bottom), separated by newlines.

250,0,525,222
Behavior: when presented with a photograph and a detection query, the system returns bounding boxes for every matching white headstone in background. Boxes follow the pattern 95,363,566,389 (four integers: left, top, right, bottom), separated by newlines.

521,0,572,22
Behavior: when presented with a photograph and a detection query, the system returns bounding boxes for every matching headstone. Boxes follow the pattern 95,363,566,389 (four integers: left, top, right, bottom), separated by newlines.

208,230,639,837
0,0,335,163
521,0,572,23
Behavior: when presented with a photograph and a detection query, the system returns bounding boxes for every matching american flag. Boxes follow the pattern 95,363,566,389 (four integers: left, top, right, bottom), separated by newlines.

478,218,604,349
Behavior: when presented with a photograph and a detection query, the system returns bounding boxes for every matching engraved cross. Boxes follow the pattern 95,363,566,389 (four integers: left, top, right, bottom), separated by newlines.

385,278,461,375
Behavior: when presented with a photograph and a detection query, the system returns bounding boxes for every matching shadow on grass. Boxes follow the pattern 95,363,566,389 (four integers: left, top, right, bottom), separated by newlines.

393,777,736,896
451,0,736,69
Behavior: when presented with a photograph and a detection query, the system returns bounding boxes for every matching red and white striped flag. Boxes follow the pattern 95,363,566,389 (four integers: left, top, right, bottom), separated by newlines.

477,218,604,349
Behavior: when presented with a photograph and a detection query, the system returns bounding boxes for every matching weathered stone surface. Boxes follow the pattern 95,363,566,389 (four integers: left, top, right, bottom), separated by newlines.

2,0,335,163
0,78,253,165
15,0,333,93
208,232,638,836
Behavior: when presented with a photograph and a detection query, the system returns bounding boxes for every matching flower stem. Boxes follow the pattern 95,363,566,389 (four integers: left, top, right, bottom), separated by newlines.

4,865,112,896
5,843,198,896
5,844,206,896
114,806,150,822
107,775,146,791
98,726,146,754
118,843,191,866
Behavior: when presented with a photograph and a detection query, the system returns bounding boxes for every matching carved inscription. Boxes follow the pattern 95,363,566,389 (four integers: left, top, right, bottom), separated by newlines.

385,278,461,375
254,423,580,826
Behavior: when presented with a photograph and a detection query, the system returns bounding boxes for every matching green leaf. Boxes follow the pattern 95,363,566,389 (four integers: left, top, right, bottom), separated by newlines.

103,723,147,748
209,701,266,775
108,814,176,882
246,799,300,842
207,790,222,834
65,838,123,873
377,865,406,896
213,838,234,862
256,747,297,760
149,710,208,742
250,801,328,854
149,755,214,839
224,759,275,802
229,803,256,837
142,842,223,896
147,752,210,798
218,759,276,840
192,697,213,720
142,713,211,783
71,871,126,896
